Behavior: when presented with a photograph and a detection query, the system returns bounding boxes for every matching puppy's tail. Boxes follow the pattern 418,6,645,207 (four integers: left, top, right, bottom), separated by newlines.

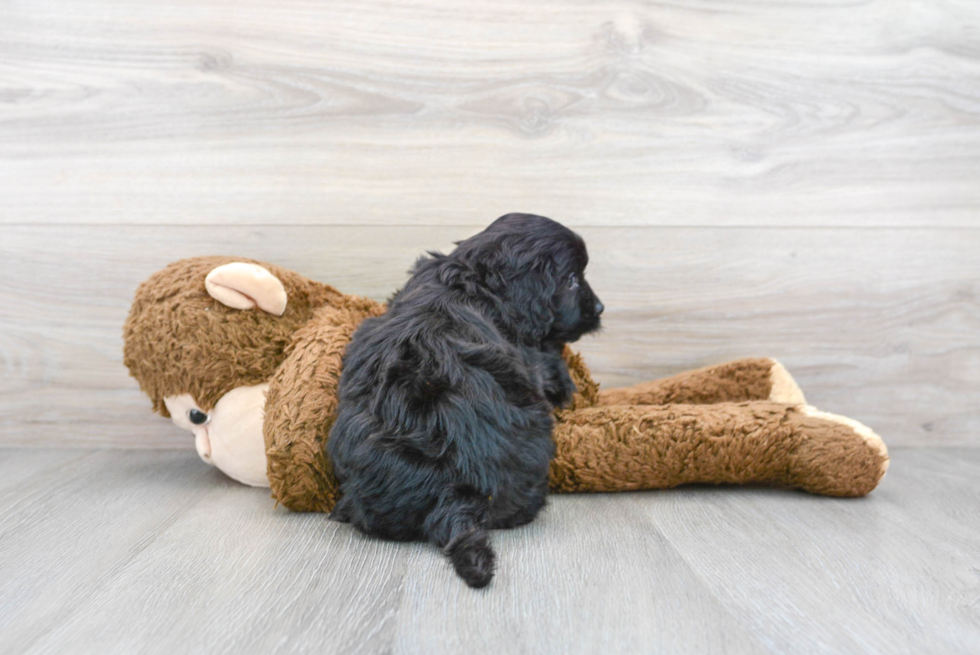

445,529,495,589
426,486,496,589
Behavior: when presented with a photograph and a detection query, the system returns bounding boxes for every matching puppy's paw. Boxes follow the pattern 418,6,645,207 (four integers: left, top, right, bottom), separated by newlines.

328,496,352,523
543,353,577,408
545,383,575,409
445,530,496,589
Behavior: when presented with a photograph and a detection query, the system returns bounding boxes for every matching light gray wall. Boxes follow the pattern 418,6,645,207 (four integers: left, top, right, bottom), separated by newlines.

1,0,977,447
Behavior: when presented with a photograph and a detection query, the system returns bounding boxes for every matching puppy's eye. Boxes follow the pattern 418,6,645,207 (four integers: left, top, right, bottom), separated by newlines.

567,274,580,290
188,409,210,426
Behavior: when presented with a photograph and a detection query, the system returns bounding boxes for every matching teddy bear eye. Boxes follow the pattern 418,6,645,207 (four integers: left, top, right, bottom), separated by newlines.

567,273,580,290
188,408,210,425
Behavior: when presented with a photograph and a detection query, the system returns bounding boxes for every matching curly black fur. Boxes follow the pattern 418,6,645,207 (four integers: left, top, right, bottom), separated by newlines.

327,213,603,588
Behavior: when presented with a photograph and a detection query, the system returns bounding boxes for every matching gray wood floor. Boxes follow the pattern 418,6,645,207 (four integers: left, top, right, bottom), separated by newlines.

1,447,977,655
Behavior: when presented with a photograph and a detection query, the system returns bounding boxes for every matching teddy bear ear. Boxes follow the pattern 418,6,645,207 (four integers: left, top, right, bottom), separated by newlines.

204,262,288,316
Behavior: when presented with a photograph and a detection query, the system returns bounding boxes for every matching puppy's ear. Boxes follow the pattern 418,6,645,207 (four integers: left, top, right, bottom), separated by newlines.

452,236,558,343
504,259,558,344
434,255,485,298
463,241,560,343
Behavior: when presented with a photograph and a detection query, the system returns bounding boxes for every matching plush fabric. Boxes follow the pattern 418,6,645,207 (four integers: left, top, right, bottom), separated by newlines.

123,257,889,509
123,257,354,416
550,402,886,497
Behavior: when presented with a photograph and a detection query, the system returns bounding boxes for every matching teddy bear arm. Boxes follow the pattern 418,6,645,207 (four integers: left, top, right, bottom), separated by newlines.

596,358,806,406
548,401,887,497
264,305,382,513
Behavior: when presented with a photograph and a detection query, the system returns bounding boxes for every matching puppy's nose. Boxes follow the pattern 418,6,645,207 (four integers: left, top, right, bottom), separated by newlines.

594,301,604,316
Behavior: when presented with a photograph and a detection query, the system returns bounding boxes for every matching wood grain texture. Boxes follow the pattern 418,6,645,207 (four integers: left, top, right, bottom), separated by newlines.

2,224,977,448
0,450,218,654
0,447,977,654
1,0,979,226
646,449,980,655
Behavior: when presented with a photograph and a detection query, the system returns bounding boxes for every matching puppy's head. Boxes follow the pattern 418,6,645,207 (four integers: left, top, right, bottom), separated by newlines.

452,213,603,345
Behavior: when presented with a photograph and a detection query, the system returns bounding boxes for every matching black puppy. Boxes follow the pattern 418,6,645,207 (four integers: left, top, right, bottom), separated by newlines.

327,213,603,588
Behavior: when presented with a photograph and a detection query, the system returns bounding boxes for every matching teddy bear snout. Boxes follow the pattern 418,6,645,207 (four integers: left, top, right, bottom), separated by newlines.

194,428,213,464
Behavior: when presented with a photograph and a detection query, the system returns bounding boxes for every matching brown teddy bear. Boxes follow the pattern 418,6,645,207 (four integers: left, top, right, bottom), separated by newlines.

123,256,889,511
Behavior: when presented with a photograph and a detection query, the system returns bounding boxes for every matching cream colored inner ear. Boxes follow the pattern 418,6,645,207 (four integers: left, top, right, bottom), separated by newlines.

205,262,288,316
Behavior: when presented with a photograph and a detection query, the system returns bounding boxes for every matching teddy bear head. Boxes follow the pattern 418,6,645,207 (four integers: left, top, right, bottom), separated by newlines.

123,257,346,417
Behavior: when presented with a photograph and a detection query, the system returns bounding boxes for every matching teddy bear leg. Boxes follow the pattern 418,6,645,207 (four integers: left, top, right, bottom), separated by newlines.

549,402,887,497
788,405,889,496
596,358,806,406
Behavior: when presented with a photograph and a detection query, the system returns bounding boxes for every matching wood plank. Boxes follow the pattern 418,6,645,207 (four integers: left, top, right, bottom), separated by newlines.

10,450,770,655
389,493,772,655
0,448,91,494
2,448,977,653
0,450,218,653
644,448,980,655
0,225,462,449
18,461,413,655
1,1,978,226
1,224,977,447
575,227,980,448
